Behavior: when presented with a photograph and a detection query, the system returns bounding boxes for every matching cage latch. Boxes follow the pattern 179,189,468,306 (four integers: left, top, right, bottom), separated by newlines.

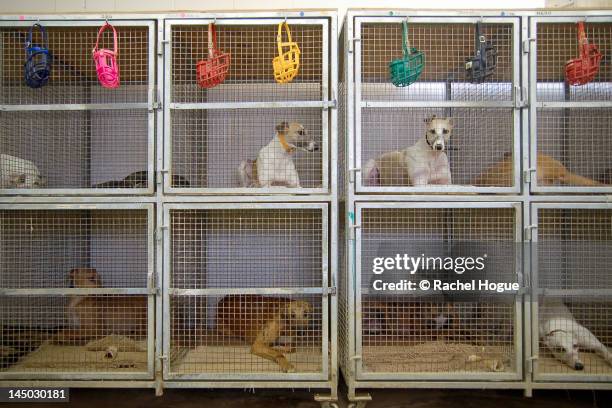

514,85,527,108
156,225,168,241
349,355,362,361
348,37,361,54
348,167,361,184
157,354,168,361
323,287,337,296
523,167,536,184
157,39,169,56
524,224,537,241
522,37,535,54
157,168,169,185
527,355,538,373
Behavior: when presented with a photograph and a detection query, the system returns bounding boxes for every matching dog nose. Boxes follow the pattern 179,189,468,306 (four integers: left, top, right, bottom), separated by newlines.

434,144,443,151
575,362,584,370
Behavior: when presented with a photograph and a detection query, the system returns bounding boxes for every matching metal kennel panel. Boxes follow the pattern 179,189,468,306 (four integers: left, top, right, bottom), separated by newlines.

163,17,335,195
0,20,156,195
162,203,332,383
352,16,521,194
529,16,612,194
0,203,155,381
531,203,612,383
353,202,523,382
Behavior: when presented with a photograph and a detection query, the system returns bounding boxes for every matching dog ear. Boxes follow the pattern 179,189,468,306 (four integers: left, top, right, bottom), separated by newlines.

446,117,453,128
276,121,289,133
424,115,436,124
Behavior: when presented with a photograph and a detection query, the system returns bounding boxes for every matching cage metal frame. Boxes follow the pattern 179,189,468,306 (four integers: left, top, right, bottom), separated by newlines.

0,19,157,196
161,202,336,388
528,16,612,194
351,201,524,382
0,202,157,381
530,202,612,384
162,17,334,196
351,15,522,195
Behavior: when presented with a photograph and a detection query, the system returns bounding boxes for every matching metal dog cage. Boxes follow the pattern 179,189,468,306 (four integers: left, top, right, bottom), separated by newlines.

348,14,520,194
0,19,156,195
163,16,336,195
0,204,155,381
161,203,336,392
531,203,612,383
528,17,612,194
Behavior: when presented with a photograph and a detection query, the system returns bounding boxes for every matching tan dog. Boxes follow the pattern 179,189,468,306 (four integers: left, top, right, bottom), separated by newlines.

216,295,312,372
50,268,147,344
473,152,604,187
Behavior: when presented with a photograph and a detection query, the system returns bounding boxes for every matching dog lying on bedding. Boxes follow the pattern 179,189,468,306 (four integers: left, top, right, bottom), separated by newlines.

0,154,46,188
49,268,147,344
540,298,612,370
93,170,190,188
363,115,453,187
216,295,312,373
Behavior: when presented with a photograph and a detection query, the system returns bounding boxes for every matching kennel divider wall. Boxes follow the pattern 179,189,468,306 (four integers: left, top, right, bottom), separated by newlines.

163,18,333,195
0,203,156,380
352,16,521,194
0,20,156,195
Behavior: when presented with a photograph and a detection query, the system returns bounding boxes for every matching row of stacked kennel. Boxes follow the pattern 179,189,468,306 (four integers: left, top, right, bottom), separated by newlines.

339,9,612,407
0,12,339,405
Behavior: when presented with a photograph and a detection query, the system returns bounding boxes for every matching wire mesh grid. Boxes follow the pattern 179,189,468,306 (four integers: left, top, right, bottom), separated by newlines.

0,295,148,374
170,24,323,103
169,294,323,375
536,22,612,102
359,108,515,188
535,108,612,188
359,207,518,374
360,22,514,102
0,209,149,289
170,108,323,189
0,110,149,190
537,209,612,377
0,25,150,105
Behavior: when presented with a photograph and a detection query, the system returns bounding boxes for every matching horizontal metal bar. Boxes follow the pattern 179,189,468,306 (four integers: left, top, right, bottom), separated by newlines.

164,202,327,211
356,201,520,210
161,194,332,203
0,372,152,381
165,372,326,382
357,186,520,194
165,187,329,195
349,379,527,389
535,289,612,297
163,380,333,389
359,288,524,296
0,196,157,204
531,382,612,390
535,374,612,383
361,101,514,108
169,288,325,296
536,101,612,109
0,203,153,210
165,17,331,26
0,188,153,196
0,288,154,296
169,101,334,110
350,194,612,203
0,103,150,111
358,371,520,382
0,380,157,388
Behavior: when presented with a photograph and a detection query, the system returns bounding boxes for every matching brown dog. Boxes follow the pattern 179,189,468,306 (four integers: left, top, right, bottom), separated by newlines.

216,295,312,373
50,268,147,344
472,152,604,187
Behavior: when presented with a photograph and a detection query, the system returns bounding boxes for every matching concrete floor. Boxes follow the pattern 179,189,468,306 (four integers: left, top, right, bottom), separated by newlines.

24,387,612,408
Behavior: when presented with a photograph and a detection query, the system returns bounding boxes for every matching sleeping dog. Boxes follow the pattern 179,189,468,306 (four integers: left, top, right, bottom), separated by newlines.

0,154,46,188
216,295,312,372
540,297,612,370
238,121,319,188
363,115,453,187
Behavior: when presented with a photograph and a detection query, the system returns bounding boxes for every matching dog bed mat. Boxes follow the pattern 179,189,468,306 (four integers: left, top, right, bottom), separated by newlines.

362,341,514,373
538,351,612,375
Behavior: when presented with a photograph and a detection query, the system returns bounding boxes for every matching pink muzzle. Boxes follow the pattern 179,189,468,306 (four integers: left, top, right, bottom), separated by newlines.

93,22,120,89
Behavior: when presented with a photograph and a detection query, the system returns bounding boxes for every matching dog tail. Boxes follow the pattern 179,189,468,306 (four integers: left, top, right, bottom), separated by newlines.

239,160,255,187
363,159,380,187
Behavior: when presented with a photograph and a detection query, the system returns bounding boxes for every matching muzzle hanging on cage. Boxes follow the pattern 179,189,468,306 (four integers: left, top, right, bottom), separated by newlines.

465,21,497,84
24,23,52,89
389,20,424,87
565,21,602,86
92,22,120,89
196,22,231,89
272,21,300,84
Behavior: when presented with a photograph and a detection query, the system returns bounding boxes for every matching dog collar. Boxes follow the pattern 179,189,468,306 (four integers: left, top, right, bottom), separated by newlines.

546,329,569,337
425,133,434,149
277,133,296,153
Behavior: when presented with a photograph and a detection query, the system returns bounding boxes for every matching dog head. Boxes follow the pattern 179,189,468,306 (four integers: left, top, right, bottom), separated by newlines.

429,303,458,330
69,268,102,288
544,330,584,370
424,115,453,151
282,300,313,328
9,173,46,188
276,121,319,152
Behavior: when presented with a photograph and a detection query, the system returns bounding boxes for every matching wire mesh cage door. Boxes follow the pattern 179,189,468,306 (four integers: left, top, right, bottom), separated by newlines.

0,204,156,381
529,17,612,194
352,16,521,194
0,19,156,196
162,203,332,383
531,203,612,383
163,17,331,195
353,202,523,382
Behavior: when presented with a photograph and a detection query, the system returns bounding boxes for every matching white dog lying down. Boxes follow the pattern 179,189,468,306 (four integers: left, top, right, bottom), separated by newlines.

0,154,45,188
540,297,612,370
363,115,453,187
239,121,319,188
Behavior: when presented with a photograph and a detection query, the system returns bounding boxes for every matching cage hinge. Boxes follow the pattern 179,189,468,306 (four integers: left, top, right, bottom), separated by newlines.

522,37,535,54
524,224,537,241
527,355,538,373
349,355,362,361
348,167,361,184
157,354,168,361
323,99,337,111
150,101,161,112
523,168,536,184
348,37,361,53
323,286,337,296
